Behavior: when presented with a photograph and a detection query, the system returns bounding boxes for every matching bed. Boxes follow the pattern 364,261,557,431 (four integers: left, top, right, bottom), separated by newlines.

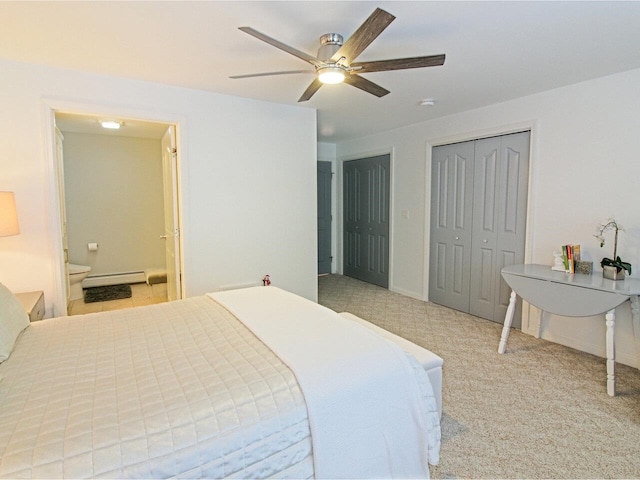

0,283,441,479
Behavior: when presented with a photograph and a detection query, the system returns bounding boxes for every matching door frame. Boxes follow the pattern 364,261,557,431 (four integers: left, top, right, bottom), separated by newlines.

423,121,538,324
337,147,395,287
41,98,186,316
161,125,182,301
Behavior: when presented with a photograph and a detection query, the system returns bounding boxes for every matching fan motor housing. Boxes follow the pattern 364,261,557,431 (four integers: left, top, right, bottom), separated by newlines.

317,33,343,61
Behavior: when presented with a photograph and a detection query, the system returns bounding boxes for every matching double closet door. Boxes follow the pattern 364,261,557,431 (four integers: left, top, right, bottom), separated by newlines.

429,132,529,325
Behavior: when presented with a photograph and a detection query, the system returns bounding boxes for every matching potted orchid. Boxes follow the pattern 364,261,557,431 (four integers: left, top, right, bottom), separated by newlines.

595,218,632,280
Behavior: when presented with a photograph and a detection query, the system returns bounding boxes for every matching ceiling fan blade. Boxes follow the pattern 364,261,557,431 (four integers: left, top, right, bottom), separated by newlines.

230,70,314,79
331,8,395,64
239,27,321,66
351,54,446,73
343,74,390,98
298,78,323,102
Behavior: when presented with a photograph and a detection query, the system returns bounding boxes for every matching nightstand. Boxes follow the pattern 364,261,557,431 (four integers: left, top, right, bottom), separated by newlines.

15,291,45,322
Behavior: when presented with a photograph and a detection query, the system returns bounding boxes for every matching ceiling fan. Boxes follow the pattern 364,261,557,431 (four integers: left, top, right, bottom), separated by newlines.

230,8,445,102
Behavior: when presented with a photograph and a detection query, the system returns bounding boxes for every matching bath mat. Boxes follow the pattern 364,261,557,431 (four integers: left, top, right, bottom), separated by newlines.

84,284,132,303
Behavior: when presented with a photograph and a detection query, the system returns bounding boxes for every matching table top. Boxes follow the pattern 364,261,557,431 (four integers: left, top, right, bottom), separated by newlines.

502,264,640,296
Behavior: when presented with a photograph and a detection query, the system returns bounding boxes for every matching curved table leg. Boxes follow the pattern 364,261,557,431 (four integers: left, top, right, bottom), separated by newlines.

605,308,616,397
498,290,517,354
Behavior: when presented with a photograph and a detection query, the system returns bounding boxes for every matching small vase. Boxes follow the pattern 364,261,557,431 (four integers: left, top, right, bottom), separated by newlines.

603,265,626,281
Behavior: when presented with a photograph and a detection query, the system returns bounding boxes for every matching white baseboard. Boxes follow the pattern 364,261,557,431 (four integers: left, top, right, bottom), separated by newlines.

539,330,640,369
82,271,146,288
390,285,425,301
522,305,640,369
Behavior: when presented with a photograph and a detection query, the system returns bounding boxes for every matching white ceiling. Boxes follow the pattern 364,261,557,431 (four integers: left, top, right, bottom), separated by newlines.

2,1,640,142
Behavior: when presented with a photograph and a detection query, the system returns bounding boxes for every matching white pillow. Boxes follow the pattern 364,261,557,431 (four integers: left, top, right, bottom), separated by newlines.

0,283,30,363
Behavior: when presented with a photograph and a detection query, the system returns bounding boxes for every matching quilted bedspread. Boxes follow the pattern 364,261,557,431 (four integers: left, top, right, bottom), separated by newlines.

0,297,314,479
212,287,440,478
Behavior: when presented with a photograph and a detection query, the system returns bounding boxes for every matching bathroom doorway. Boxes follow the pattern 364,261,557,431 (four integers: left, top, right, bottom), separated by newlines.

53,112,182,314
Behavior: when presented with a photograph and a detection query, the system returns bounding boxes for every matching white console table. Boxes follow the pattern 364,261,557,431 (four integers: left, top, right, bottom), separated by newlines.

498,264,640,396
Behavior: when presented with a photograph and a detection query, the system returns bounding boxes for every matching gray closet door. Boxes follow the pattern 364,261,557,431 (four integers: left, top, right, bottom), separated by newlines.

429,141,475,312
343,155,390,288
469,132,529,325
317,161,332,275
430,132,529,326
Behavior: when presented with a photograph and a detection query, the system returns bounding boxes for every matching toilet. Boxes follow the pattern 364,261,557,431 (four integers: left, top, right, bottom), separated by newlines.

68,263,91,301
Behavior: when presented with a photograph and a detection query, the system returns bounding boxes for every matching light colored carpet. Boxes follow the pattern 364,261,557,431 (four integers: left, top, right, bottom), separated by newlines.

318,274,640,479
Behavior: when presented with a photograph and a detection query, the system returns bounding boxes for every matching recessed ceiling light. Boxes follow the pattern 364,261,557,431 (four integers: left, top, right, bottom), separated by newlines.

100,120,123,129
419,99,436,107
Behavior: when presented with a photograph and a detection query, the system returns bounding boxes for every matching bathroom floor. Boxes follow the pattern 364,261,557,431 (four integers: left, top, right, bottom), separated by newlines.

68,282,168,315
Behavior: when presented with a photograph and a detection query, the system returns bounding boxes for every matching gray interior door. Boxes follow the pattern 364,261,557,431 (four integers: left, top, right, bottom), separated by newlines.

429,132,529,326
343,155,390,288
317,161,332,275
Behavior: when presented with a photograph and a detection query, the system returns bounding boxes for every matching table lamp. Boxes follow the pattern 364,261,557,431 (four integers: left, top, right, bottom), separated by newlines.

0,191,20,237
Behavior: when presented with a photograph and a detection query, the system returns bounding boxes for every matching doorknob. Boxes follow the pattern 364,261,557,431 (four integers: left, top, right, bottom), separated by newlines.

455,236,460,240
160,234,168,239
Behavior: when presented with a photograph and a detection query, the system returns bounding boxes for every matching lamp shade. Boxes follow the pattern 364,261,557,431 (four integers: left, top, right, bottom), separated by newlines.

0,191,20,237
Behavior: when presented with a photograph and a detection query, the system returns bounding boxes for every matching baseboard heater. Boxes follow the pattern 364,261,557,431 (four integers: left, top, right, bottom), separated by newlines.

82,271,146,288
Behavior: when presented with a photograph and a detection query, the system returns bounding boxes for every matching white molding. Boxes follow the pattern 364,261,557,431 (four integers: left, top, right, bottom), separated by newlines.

390,285,424,301
539,330,639,369
40,104,67,317
522,303,640,369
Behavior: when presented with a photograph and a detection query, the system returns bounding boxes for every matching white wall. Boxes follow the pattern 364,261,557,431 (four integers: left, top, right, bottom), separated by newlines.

61,132,165,276
337,67,640,368
0,58,317,316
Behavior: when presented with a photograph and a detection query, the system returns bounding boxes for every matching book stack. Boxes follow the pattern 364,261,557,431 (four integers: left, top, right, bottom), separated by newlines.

562,244,581,273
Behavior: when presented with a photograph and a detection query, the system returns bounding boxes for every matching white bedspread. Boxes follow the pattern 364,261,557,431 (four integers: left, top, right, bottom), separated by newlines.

0,297,314,479
210,287,440,479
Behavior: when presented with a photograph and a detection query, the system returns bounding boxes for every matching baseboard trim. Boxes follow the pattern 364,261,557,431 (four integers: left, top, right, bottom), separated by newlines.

539,330,639,369
390,285,424,301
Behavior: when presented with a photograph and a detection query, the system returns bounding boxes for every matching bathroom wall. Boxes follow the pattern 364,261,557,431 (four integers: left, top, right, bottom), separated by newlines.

61,132,166,277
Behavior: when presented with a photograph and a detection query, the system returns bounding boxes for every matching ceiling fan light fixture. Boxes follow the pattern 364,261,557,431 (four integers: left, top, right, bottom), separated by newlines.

234,8,446,102
318,66,345,84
